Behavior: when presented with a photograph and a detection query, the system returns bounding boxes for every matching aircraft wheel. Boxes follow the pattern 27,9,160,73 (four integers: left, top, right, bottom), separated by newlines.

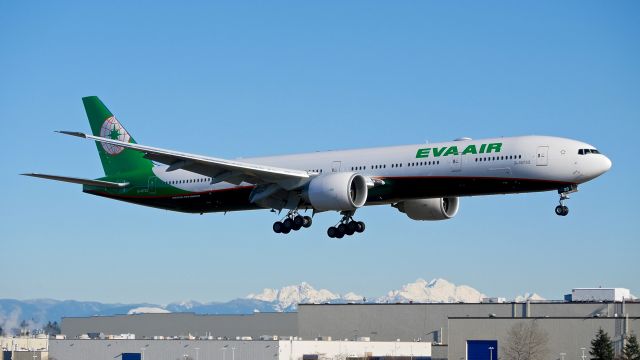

356,221,365,233
302,216,313,228
337,223,347,234
555,206,564,216
293,215,304,228
282,227,291,234
273,221,283,233
292,222,302,231
327,227,337,238
555,205,569,216
345,222,356,236
283,218,293,230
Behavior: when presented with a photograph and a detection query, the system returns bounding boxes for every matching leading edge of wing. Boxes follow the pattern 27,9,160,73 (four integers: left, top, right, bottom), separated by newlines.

57,131,310,183
22,173,129,188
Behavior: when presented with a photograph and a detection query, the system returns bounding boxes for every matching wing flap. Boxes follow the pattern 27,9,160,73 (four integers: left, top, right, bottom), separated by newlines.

22,173,129,188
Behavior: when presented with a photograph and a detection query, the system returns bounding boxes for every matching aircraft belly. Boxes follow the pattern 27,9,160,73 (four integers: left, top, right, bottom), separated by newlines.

84,188,260,213
366,176,572,203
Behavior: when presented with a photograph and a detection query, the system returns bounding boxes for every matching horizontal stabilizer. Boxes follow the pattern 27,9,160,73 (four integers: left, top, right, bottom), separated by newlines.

22,173,129,188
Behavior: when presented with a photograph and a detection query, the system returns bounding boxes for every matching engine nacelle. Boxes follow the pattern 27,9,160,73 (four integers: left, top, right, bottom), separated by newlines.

394,197,459,221
304,172,368,211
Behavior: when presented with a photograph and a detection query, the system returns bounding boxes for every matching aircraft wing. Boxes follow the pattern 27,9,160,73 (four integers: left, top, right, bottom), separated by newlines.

58,131,310,188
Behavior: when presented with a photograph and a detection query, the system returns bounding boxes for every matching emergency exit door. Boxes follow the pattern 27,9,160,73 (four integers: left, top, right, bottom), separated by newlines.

536,146,549,166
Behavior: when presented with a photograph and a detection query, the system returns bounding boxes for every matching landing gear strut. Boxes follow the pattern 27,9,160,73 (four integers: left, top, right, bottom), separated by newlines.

555,185,577,217
327,211,365,238
273,210,312,234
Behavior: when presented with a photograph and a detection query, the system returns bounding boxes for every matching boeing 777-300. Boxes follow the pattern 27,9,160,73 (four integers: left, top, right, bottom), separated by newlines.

24,96,612,238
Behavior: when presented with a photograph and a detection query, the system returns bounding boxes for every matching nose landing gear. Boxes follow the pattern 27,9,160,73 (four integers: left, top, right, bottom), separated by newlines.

555,184,578,217
327,211,365,238
273,210,312,234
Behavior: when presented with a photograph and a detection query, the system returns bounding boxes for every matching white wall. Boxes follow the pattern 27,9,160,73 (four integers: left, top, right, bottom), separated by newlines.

278,340,431,360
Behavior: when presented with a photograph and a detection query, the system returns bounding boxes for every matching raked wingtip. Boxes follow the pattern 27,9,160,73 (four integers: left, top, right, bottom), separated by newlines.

56,130,87,138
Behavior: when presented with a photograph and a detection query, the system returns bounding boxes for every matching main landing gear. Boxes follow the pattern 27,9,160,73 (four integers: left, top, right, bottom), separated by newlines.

327,211,365,239
555,184,578,217
273,211,312,234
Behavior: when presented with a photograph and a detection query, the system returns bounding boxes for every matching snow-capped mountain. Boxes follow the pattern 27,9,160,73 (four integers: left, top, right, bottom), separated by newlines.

378,278,486,303
0,278,550,331
514,293,546,302
127,307,170,315
247,282,357,311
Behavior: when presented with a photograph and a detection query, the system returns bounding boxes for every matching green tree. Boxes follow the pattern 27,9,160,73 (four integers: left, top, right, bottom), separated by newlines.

590,329,614,360
623,333,640,360
43,321,61,335
19,320,30,336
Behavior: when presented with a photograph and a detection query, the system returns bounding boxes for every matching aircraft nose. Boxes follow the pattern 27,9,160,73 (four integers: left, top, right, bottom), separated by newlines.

591,155,612,178
600,155,612,173
579,154,612,181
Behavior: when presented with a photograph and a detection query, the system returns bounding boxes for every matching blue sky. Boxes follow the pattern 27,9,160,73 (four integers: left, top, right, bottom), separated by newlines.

1,1,638,304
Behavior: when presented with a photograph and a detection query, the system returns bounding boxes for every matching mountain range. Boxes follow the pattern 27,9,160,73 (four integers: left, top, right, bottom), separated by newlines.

0,278,544,332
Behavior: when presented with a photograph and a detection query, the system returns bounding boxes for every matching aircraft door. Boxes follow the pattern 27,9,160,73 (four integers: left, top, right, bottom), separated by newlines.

536,146,549,166
148,176,157,193
450,154,461,172
331,161,342,173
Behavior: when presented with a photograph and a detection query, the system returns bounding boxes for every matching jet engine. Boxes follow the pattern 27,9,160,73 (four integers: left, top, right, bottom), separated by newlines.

304,172,368,211
394,197,459,221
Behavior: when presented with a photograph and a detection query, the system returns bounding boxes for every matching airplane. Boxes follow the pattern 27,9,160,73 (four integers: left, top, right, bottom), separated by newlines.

24,96,612,238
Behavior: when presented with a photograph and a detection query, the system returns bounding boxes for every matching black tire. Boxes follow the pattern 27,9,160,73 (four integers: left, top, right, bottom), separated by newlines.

356,221,365,233
337,223,347,234
292,222,302,231
283,218,293,230
272,221,283,233
327,227,337,238
335,232,344,239
562,206,569,216
282,227,291,234
555,205,564,216
302,216,313,228
293,215,304,227
345,222,356,236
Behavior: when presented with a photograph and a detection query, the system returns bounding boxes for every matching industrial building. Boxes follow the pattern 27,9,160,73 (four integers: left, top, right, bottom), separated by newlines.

47,339,431,360
51,295,639,360
4,288,638,360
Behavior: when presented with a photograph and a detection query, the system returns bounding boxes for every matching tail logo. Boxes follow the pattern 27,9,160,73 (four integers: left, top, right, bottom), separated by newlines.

99,116,131,155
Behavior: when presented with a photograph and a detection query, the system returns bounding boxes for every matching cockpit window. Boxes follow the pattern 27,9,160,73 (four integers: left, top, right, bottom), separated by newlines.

579,148,600,155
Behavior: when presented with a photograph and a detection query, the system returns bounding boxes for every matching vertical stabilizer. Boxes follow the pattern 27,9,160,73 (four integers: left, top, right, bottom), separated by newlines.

82,96,153,176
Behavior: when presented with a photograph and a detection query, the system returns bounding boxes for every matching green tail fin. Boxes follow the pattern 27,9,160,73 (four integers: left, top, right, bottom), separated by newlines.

82,96,153,177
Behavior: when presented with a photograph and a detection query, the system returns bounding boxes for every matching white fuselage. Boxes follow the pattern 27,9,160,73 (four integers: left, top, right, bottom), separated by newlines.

153,135,611,202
